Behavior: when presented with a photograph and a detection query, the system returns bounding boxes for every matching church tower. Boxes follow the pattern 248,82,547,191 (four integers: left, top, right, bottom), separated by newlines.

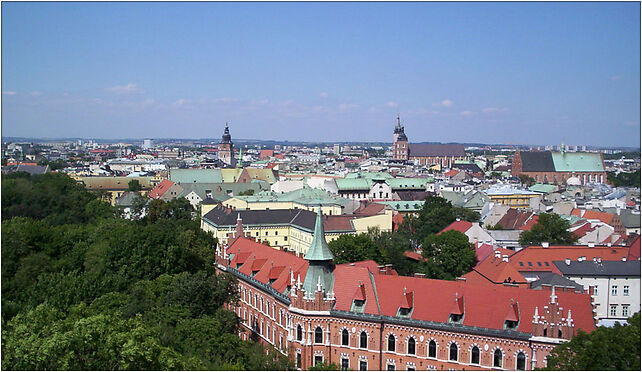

218,123,236,167
393,115,409,160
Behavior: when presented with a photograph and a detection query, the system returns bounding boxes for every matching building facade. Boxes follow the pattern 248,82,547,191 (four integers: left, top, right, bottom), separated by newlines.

392,117,467,167
219,123,236,167
511,149,607,185
214,210,597,371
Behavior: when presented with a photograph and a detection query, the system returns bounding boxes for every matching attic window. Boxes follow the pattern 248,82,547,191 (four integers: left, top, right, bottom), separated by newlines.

351,299,366,313
449,313,463,323
528,262,533,266
397,307,412,318
545,262,550,266
537,262,542,266
519,262,524,266
504,320,519,330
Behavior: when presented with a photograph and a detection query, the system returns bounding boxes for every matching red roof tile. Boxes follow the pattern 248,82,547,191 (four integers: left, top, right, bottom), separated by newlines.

438,220,473,235
148,179,175,199
627,235,640,261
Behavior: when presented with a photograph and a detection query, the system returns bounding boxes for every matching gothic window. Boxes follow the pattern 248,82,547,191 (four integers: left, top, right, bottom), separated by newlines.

342,329,349,346
359,360,368,371
360,331,368,349
493,349,503,368
516,352,526,370
296,325,302,341
471,346,480,365
387,334,396,352
449,343,458,361
428,340,437,358
315,327,323,344
407,337,416,355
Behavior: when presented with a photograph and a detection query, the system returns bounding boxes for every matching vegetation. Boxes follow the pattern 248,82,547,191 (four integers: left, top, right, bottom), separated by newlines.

127,179,142,192
519,213,578,246
518,174,536,186
1,172,292,370
603,152,641,160
308,362,340,370
238,189,255,196
541,312,640,370
421,230,477,280
607,170,641,188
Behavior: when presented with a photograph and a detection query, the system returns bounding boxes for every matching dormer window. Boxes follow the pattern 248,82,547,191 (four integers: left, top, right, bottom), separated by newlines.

351,299,366,313
504,320,519,330
397,307,412,318
449,293,464,323
449,313,463,323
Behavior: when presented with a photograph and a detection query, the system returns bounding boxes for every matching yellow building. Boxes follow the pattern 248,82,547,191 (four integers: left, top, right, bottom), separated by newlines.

76,176,154,205
484,186,541,209
201,205,392,256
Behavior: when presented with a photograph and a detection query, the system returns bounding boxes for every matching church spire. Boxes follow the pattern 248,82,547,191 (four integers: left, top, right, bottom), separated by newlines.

302,207,335,296
304,207,334,261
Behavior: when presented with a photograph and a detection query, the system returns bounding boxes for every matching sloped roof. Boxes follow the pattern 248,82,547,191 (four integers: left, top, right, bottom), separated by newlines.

529,183,558,194
148,179,175,199
529,273,585,292
335,178,372,191
571,209,617,226
387,178,428,190
551,152,605,172
497,209,538,230
438,220,473,235
79,176,153,190
554,260,641,276
409,144,466,157
169,168,223,184
304,209,335,261
510,245,630,273
519,151,555,172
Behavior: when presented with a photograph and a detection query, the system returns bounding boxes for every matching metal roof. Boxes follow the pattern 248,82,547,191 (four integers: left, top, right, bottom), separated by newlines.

551,152,605,172
553,260,640,276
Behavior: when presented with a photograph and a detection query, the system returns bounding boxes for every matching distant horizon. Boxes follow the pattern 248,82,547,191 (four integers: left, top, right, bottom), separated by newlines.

2,2,640,146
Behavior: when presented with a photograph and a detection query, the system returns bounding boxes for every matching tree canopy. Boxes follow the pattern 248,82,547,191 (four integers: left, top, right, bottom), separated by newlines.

542,312,640,370
1,172,292,370
421,230,477,280
519,213,578,246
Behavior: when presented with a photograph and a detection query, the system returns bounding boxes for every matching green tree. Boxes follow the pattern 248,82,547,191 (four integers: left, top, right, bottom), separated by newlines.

542,312,640,370
518,174,536,186
607,170,641,188
309,361,340,370
238,189,255,196
421,230,477,280
328,233,382,264
519,213,578,246
127,179,142,192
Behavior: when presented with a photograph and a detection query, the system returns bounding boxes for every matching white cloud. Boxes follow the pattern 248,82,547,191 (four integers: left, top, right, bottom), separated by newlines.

481,107,508,113
172,98,188,107
385,101,398,108
3,91,16,95
212,97,238,104
319,92,328,98
338,103,358,112
460,110,475,116
106,83,142,94
434,99,454,107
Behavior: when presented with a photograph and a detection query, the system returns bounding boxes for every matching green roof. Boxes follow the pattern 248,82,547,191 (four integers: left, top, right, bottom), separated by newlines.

304,209,335,261
302,209,335,295
344,171,393,180
387,178,428,190
336,178,372,191
551,152,605,172
529,184,558,194
170,168,223,184
239,187,352,207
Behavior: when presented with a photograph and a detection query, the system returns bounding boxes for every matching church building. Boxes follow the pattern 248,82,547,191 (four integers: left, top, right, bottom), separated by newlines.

392,116,467,168
218,123,236,167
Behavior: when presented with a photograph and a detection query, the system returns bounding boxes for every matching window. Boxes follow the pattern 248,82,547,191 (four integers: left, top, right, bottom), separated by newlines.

296,353,301,369
387,335,396,352
449,343,458,361
407,337,416,355
275,231,278,236
359,361,367,371
470,346,480,364
623,305,629,317
265,232,268,236
296,325,302,341
315,327,323,344
387,364,395,371
284,236,288,241
594,286,599,296
428,341,437,358
342,329,349,346
612,285,618,296
610,305,617,317
341,358,349,371
360,331,368,349
407,367,415,371
624,285,629,296
493,349,503,368
516,352,526,370
314,356,323,366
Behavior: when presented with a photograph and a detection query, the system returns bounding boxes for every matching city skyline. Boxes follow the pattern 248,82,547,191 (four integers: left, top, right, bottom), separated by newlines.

2,2,640,147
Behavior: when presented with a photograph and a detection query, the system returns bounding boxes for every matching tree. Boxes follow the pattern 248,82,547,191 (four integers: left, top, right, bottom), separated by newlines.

238,189,255,196
421,230,477,280
607,170,641,188
127,179,142,192
542,312,640,370
328,233,382,264
519,213,578,246
518,174,535,186
309,361,340,370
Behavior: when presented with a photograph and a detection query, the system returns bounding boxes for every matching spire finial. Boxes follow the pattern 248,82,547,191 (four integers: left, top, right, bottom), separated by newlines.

550,286,557,304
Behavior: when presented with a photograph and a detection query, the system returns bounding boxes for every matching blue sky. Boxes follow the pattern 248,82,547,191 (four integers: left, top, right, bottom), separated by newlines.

2,2,640,146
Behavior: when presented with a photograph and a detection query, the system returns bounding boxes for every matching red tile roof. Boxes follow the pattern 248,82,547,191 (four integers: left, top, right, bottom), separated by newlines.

497,209,537,230
148,179,175,199
510,245,630,273
444,169,460,177
464,248,527,285
571,209,616,225
474,242,496,263
404,251,426,262
627,234,640,261
571,222,595,239
438,220,473,235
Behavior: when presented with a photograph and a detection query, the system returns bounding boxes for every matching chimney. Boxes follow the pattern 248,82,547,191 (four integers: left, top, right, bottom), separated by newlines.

565,258,571,265
502,255,509,263
542,242,549,248
414,273,426,278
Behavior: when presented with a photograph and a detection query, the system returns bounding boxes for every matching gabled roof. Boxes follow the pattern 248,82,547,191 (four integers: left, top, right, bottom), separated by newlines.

571,209,618,226
438,220,473,235
627,234,640,260
497,209,538,230
551,152,605,172
510,245,630,273
408,143,466,157
148,179,175,199
169,168,223,183
518,151,555,172
553,260,641,276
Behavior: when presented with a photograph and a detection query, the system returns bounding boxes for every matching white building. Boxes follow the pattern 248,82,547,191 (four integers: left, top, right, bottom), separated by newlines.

554,259,640,326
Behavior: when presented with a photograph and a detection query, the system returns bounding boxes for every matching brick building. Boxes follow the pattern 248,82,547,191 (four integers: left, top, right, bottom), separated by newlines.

214,209,597,370
392,116,467,168
511,149,607,185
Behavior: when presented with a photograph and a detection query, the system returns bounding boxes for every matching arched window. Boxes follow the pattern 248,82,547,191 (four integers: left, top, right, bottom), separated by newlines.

315,327,323,344
296,325,302,341
449,343,458,361
471,346,480,365
558,329,562,338
516,352,526,370
342,329,349,346
493,349,503,368
387,335,396,352
428,341,437,358
407,337,416,355
360,331,368,349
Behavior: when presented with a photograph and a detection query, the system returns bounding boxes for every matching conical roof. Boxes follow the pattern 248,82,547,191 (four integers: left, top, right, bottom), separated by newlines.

303,208,335,261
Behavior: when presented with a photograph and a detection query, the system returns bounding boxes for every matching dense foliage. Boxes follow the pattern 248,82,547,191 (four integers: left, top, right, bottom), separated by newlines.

541,312,640,370
519,213,578,246
1,172,292,370
607,170,641,188
421,230,477,280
